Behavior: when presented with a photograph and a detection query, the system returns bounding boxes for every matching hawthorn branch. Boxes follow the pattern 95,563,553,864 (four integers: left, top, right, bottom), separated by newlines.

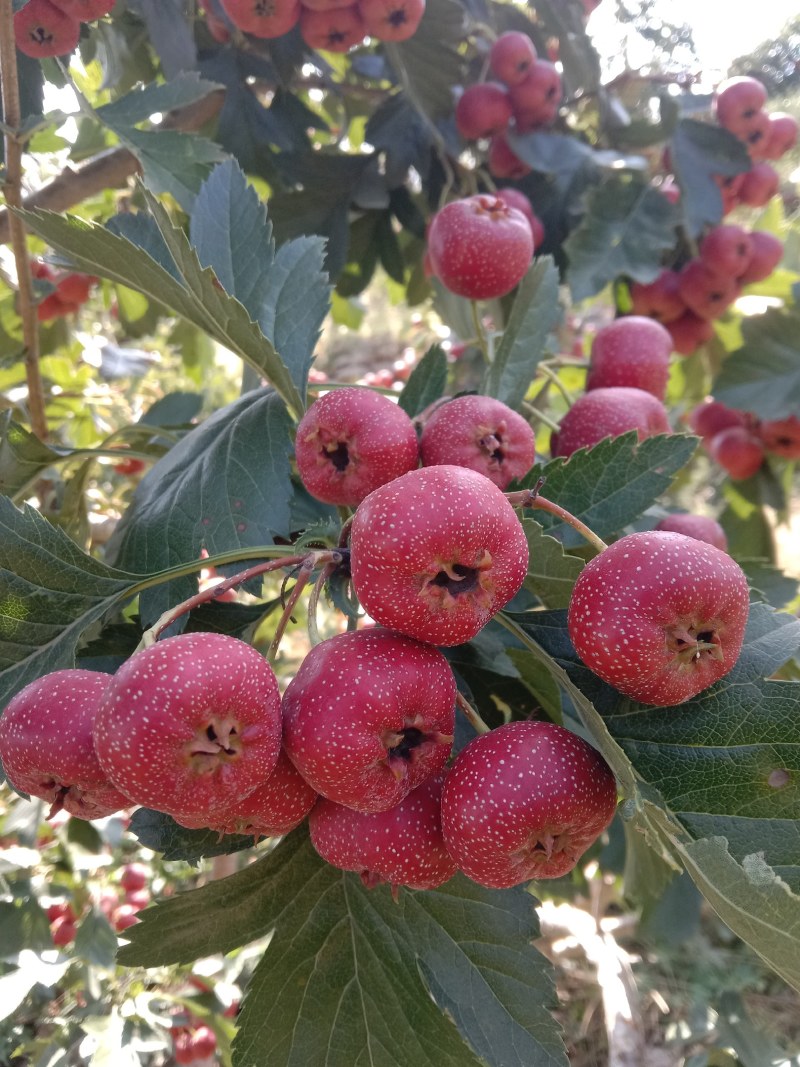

0,0,47,440
0,89,226,246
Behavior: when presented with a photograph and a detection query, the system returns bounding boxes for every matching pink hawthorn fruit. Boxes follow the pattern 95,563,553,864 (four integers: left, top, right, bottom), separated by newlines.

509,60,562,131
699,225,753,278
14,0,80,58
714,76,767,131
489,31,537,87
440,721,617,887
113,904,140,932
568,531,750,706
487,133,531,179
688,398,749,439
585,316,672,400
294,386,419,506
349,465,529,646
191,1027,218,1060
454,82,513,141
738,163,779,207
283,629,455,811
419,394,536,489
359,0,424,40
94,633,282,821
550,387,671,459
119,863,148,893
299,5,365,50
629,270,684,324
762,113,799,159
666,310,715,356
654,513,728,552
0,670,129,821
309,772,456,890
678,260,740,320
758,416,800,460
426,194,533,300
52,916,78,947
708,426,765,479
739,232,783,284
220,0,301,38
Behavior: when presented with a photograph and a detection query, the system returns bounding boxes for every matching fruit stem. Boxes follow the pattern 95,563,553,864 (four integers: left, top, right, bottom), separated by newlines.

537,363,576,406
307,560,338,646
507,480,609,555
470,301,491,363
521,400,561,433
267,556,321,663
456,692,492,735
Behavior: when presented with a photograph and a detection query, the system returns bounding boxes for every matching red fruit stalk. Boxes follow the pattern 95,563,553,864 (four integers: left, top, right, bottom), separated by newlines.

441,721,617,887
349,465,529,646
282,629,455,812
568,531,750,706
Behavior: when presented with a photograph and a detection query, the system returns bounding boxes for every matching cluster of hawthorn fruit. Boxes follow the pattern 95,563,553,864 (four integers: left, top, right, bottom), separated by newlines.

0,376,752,894
689,397,800,482
31,260,97,322
13,0,115,58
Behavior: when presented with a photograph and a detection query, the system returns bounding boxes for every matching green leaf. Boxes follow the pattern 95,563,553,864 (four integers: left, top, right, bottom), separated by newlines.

0,498,139,712
523,432,698,548
140,390,203,427
482,257,561,410
19,203,305,419
397,343,448,416
389,0,465,120
741,558,799,609
75,908,119,968
522,519,584,609
0,412,65,499
129,808,257,863
671,119,751,236
95,72,222,128
713,307,800,420
119,830,567,1067
109,388,295,627
564,176,679,301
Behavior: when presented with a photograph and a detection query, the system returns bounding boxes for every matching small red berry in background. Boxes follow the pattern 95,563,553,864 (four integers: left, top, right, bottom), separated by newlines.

300,5,365,51
494,187,545,249
427,194,533,301
708,425,765,480
51,0,116,19
14,0,80,58
585,317,672,401
455,83,513,141
568,531,750,706
359,0,425,41
654,513,728,553
550,387,670,459
489,31,537,87
441,721,618,887
758,416,800,460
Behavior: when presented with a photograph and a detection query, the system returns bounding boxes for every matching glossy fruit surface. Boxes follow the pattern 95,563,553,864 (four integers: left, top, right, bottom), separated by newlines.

294,387,419,506
585,316,672,400
350,465,529,646
0,670,129,821
489,31,537,86
427,194,533,300
282,629,455,811
654,513,728,552
551,387,670,458
310,773,456,889
455,82,512,140
568,531,749,706
14,0,80,57
440,721,617,887
95,633,282,819
419,394,536,489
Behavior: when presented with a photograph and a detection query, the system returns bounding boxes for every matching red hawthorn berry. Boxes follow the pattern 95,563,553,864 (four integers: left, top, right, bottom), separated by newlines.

119,862,148,893
758,416,800,460
309,772,456,890
282,629,455,812
55,272,96,305
454,82,513,142
114,456,147,477
654,513,728,552
735,110,771,156
299,5,365,50
666,310,715,357
698,225,753,279
173,1033,195,1067
440,721,618,887
349,465,529,646
489,31,537,87
359,0,424,41
585,316,672,401
629,270,685,324
761,112,799,160
708,426,765,479
94,633,282,821
294,387,419,506
687,398,749,439
487,133,531,180
0,670,129,821
494,188,544,249
739,231,783,284
51,916,78,946
51,0,115,19
508,60,562,131
113,904,140,932
714,172,745,216
14,0,80,57
738,163,779,207
678,260,740,321
419,394,536,489
550,387,671,459
714,76,767,130
568,531,750,706
190,1026,218,1060
37,292,72,322
47,901,77,923
125,889,150,910
427,194,533,301
220,0,301,38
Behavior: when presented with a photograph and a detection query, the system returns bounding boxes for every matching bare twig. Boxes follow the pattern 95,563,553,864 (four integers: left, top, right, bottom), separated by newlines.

0,0,47,439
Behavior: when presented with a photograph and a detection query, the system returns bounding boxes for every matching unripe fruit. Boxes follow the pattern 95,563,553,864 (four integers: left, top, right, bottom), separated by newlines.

568,531,749,706
455,83,513,141
487,133,531,180
220,0,301,38
51,0,115,18
489,31,537,87
441,721,617,887
585,316,672,400
310,773,456,889
350,465,529,646
739,231,783,284
699,225,753,278
14,0,80,58
294,387,419,506
0,670,129,820
758,416,800,460
708,426,765,479
282,629,455,811
654,513,728,552
629,270,684,324
419,394,536,489
427,194,533,300
94,633,282,821
299,5,365,50
550,387,671,459
359,0,424,41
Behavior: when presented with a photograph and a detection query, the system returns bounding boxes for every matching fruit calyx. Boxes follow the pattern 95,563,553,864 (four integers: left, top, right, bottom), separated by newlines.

666,623,724,665
184,714,244,772
419,551,494,607
381,715,454,778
